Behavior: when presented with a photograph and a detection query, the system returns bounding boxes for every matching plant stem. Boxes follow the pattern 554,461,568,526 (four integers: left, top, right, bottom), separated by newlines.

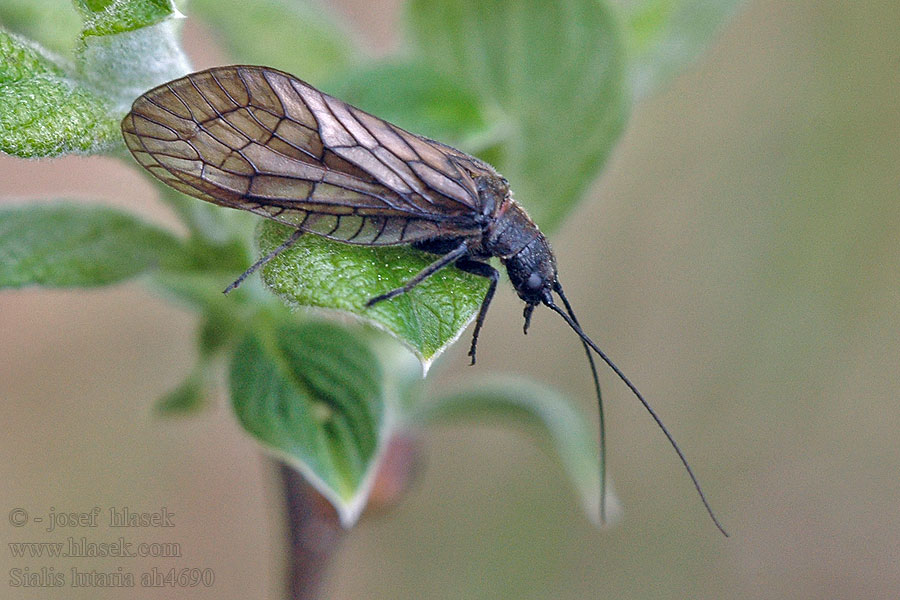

279,461,344,600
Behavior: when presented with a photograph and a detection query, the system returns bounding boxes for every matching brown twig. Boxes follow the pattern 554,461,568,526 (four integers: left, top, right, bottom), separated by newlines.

279,462,344,600
277,434,421,599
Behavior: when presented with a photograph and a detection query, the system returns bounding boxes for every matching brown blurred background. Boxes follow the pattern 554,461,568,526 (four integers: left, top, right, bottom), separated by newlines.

2,0,899,598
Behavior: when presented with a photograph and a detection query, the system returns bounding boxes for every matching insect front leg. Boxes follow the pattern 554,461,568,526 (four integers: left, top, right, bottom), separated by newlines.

364,242,470,307
453,259,499,365
224,228,304,294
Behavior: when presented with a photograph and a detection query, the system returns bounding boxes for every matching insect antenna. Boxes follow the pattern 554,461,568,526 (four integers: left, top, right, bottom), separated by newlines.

551,282,607,524
542,289,729,537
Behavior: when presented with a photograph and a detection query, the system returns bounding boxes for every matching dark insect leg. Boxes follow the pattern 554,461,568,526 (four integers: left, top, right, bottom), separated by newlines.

224,228,304,294
454,259,499,365
365,242,469,307
522,303,536,334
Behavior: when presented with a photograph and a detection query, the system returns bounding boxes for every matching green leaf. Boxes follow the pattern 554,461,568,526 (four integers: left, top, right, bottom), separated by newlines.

152,180,257,248
407,0,629,231
257,220,489,368
198,307,240,355
611,0,744,99
0,28,67,80
155,371,207,416
188,0,355,85
0,0,81,57
74,0,178,38
155,309,246,417
417,376,609,526
0,28,120,156
150,271,247,320
229,319,387,526
73,1,190,114
325,61,492,149
0,203,190,288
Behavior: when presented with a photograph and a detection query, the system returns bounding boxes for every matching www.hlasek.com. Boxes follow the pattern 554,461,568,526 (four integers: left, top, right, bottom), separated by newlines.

7,506,213,589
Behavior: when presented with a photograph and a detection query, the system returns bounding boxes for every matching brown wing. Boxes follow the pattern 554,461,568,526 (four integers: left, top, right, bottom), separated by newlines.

121,65,498,245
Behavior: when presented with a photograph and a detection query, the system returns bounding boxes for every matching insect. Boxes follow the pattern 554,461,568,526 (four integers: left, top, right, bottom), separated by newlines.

122,65,726,535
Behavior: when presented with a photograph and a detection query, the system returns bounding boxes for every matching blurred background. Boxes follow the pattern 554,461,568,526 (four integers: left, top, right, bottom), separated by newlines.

2,0,899,598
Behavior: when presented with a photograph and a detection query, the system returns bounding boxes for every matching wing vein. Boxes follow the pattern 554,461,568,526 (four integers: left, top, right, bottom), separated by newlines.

348,115,439,208
123,65,501,248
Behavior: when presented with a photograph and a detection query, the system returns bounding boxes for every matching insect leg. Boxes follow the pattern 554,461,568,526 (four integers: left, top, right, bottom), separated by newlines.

224,228,304,294
365,242,469,307
453,259,499,365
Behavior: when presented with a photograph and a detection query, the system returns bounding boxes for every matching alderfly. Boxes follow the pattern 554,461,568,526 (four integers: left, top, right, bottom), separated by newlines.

122,65,726,535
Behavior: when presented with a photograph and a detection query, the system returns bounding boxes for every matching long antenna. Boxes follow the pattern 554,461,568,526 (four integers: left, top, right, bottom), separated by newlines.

553,282,607,525
542,293,729,537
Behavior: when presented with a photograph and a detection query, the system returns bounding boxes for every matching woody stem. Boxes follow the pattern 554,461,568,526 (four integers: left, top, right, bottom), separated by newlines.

279,461,344,600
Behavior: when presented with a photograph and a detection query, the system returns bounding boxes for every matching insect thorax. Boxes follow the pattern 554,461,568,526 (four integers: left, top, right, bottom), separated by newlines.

484,199,557,303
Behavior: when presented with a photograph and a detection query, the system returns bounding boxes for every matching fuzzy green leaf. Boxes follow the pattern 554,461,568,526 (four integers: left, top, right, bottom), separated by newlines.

0,28,66,80
326,61,491,149
257,221,488,368
74,0,178,38
0,29,120,156
407,0,629,232
0,203,190,288
612,0,744,99
417,376,609,526
0,0,81,57
188,0,355,85
230,319,387,526
73,2,190,115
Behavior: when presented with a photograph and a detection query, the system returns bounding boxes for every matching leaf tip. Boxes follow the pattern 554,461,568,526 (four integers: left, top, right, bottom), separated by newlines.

585,480,623,530
275,450,379,529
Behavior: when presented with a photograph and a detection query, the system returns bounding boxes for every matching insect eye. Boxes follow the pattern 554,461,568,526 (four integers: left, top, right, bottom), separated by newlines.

526,273,543,291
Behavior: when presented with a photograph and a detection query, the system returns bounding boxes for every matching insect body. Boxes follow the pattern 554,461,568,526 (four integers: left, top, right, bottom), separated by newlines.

122,65,725,534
